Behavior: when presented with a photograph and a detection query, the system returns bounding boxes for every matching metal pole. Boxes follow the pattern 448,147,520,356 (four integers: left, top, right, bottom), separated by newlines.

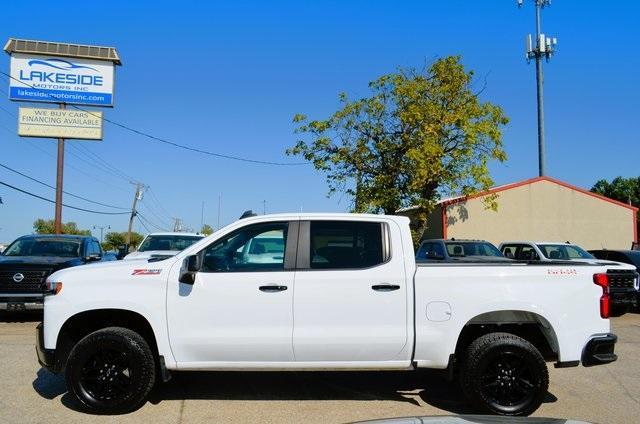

217,194,221,229
126,183,141,247
54,103,66,234
535,1,546,176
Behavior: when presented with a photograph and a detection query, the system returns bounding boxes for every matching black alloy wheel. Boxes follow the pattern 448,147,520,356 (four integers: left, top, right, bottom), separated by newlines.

65,327,156,414
460,332,549,416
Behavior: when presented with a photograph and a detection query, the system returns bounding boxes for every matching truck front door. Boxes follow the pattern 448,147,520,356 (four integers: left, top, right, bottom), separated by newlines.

292,219,410,363
166,221,297,364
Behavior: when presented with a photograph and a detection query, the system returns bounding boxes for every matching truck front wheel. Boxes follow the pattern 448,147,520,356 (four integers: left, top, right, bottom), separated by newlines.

460,332,549,416
65,327,156,414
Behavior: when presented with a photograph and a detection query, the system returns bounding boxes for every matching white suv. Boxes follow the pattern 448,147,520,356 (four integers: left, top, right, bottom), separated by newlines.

123,232,204,261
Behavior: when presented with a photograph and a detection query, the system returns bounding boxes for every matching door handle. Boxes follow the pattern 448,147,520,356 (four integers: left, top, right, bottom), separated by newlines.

371,284,401,292
259,285,288,292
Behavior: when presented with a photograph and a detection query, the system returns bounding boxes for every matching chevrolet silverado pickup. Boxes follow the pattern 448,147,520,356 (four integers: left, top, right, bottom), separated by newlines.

36,214,636,416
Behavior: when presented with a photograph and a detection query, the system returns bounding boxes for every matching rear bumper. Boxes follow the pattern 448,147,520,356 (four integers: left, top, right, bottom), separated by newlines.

35,323,57,373
582,333,617,367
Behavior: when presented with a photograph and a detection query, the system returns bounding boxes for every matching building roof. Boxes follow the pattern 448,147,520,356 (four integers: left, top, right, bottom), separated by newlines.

396,176,639,213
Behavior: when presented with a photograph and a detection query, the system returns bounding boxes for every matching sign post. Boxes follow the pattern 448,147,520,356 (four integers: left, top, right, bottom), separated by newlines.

55,103,65,234
4,39,121,233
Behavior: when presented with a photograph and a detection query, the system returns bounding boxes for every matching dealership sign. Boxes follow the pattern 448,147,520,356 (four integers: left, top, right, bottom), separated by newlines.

18,107,103,140
9,53,115,107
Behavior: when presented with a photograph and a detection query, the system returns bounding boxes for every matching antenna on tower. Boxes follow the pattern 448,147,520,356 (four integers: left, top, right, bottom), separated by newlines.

518,0,557,177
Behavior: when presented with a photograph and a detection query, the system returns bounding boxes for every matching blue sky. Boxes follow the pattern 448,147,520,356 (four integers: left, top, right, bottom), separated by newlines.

0,0,638,242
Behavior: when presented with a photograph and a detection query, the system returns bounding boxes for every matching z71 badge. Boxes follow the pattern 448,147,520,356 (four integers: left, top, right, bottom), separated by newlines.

132,269,162,275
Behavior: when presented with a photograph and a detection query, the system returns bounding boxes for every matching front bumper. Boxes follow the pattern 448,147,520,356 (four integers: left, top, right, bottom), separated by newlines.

35,323,57,372
0,301,43,311
582,333,617,367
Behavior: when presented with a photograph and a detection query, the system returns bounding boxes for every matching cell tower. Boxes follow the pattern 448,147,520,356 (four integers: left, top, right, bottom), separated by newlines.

518,0,558,177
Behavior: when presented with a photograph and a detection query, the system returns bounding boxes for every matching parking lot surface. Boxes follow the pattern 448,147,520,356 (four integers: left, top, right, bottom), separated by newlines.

1,312,639,424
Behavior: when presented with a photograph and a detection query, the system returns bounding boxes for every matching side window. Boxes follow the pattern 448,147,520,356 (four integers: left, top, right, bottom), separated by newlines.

200,222,288,272
86,240,100,257
417,242,444,260
310,221,384,269
502,245,515,258
518,246,539,260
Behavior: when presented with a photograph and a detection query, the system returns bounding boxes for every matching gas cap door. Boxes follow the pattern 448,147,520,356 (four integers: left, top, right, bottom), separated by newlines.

426,301,452,322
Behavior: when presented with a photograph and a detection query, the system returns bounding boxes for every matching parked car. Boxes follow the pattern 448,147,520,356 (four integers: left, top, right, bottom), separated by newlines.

0,234,106,311
416,239,512,262
589,249,640,309
38,213,632,416
499,241,638,314
123,232,204,261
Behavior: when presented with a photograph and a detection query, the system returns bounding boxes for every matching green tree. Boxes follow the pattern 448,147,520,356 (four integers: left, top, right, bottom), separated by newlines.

33,219,91,235
102,231,144,251
591,176,640,234
200,224,214,236
287,56,508,243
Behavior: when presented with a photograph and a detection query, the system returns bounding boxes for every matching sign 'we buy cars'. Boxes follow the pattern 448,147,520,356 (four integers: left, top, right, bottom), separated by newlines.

9,53,115,107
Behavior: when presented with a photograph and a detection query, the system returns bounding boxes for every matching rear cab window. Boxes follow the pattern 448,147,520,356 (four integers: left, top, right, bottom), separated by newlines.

309,221,387,269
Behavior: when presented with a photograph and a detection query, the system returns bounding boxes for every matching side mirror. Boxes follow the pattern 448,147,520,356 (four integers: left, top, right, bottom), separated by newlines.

180,255,201,284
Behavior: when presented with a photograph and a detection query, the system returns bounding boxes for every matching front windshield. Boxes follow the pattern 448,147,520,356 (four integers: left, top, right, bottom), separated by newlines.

3,238,81,257
138,235,202,252
445,241,503,257
539,244,594,260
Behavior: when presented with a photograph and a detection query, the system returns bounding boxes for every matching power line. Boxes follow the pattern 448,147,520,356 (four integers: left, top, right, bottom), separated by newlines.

0,179,129,215
137,212,170,232
74,142,136,182
66,142,132,183
0,161,129,210
146,187,174,220
138,200,173,229
0,71,308,167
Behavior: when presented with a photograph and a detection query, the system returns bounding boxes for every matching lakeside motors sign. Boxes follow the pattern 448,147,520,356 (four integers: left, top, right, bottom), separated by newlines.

18,107,103,140
9,53,115,106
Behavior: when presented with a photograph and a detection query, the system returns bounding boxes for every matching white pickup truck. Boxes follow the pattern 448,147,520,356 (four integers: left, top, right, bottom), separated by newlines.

36,214,636,416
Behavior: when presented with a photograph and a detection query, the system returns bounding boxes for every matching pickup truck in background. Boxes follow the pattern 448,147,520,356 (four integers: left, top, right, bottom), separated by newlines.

416,239,512,263
0,234,105,311
500,241,639,314
36,214,637,416
123,232,204,261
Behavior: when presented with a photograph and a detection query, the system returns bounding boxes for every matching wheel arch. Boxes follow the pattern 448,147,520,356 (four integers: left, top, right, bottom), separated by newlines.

454,309,560,362
54,308,160,372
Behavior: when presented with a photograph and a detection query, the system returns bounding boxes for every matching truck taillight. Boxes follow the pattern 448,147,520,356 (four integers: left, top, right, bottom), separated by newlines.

44,281,63,296
593,273,609,319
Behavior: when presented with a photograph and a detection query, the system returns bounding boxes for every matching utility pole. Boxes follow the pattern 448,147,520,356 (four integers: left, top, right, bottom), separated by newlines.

262,200,266,215
93,225,110,243
217,194,221,229
172,218,183,232
518,0,557,177
126,183,144,247
200,201,205,230
54,103,66,234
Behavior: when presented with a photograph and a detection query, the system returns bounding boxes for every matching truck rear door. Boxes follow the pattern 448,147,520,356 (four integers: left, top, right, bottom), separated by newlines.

292,219,411,363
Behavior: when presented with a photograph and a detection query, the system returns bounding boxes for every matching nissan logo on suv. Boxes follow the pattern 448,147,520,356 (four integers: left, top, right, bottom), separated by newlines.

12,273,25,283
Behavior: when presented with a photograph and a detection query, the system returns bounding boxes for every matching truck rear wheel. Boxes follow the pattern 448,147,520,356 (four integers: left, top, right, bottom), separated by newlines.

460,332,549,416
65,327,156,414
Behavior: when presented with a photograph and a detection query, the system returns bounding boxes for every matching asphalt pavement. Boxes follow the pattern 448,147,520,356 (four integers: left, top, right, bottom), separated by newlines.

1,312,639,423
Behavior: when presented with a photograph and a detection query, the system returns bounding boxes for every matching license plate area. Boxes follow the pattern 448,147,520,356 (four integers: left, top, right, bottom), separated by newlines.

7,302,26,311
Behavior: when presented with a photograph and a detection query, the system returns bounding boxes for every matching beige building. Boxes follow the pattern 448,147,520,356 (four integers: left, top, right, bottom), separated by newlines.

398,176,638,250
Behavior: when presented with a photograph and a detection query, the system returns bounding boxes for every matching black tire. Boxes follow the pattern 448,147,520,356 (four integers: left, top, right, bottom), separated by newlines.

459,332,549,416
65,327,156,414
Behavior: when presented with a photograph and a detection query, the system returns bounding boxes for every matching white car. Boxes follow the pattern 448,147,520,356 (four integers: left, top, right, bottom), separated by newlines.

123,232,204,261
499,241,623,265
37,214,636,416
